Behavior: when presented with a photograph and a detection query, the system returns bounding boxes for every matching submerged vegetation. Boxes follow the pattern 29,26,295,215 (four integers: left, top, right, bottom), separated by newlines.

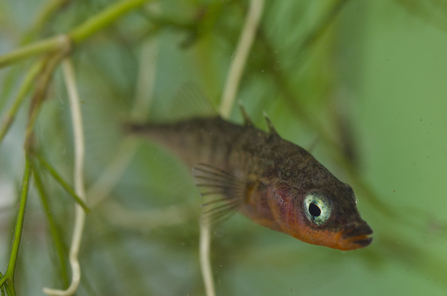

0,0,447,295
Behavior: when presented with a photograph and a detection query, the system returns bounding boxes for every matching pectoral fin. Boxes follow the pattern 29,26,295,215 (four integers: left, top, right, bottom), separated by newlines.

192,163,247,226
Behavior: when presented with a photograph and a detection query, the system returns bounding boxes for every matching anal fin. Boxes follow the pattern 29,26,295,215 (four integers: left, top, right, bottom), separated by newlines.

192,163,247,226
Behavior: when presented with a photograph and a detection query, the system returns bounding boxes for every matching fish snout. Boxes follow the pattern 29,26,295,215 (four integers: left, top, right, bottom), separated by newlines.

338,222,373,250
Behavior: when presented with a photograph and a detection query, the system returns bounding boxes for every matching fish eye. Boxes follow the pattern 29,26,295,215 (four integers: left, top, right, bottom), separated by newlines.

304,192,332,226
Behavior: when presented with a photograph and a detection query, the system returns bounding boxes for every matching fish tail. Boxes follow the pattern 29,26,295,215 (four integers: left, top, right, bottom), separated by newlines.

124,121,142,134
125,121,178,145
124,121,159,135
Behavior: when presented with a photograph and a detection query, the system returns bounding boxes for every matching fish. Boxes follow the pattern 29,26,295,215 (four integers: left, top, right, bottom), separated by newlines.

130,98,373,251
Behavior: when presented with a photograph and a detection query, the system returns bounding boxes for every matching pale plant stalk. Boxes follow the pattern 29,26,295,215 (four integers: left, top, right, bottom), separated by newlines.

201,1,264,295
219,0,265,118
43,59,86,296
131,31,159,122
200,219,215,296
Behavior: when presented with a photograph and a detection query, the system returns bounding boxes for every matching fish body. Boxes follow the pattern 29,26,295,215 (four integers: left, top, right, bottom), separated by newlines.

132,116,372,251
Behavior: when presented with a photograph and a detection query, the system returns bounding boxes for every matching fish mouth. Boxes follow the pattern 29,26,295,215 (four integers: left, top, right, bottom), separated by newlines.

338,223,373,250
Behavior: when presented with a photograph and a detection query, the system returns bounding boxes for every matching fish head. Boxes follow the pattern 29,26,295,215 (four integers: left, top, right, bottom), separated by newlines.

294,187,372,251
271,157,373,251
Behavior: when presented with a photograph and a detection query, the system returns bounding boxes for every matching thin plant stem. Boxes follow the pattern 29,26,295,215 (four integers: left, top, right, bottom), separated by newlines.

31,163,69,287
0,0,154,68
69,0,150,44
0,0,72,108
88,137,139,207
200,219,215,296
0,275,11,296
88,13,159,207
21,0,73,44
35,154,90,213
200,1,264,296
219,0,264,118
0,158,31,293
0,276,4,296
0,35,68,69
43,58,86,296
25,48,70,149
130,34,159,122
296,0,349,55
0,60,44,144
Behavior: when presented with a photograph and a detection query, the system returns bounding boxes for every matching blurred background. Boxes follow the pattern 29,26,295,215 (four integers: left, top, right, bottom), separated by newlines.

1,0,447,295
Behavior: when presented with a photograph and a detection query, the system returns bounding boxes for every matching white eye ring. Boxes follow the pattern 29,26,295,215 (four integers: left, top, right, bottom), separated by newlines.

304,192,332,226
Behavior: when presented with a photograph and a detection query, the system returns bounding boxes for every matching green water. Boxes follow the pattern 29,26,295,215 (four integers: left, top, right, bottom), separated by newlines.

0,0,446,295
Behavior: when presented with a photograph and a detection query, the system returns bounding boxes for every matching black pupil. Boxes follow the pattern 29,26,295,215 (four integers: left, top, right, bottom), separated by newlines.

309,203,321,217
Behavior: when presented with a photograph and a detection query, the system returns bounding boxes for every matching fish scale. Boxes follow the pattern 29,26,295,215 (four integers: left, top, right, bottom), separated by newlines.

133,117,271,174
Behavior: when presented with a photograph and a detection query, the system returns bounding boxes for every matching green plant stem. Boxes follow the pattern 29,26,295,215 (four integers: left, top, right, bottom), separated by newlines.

0,60,44,144
0,36,65,69
0,272,5,296
296,0,349,57
4,284,11,296
0,158,31,291
21,0,73,44
0,0,154,68
0,0,72,110
25,51,68,149
31,163,69,287
0,279,11,296
0,66,26,111
35,154,90,213
70,0,151,43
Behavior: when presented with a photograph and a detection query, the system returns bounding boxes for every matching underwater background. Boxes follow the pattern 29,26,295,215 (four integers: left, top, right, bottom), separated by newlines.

0,0,446,295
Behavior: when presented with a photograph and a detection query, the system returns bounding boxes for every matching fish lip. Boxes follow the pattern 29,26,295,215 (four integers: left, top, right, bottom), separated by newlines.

342,223,373,239
339,223,373,249
351,236,373,248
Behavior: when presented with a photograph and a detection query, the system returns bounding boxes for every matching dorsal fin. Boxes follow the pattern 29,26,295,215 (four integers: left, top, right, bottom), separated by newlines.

169,84,218,121
238,100,253,126
263,111,278,135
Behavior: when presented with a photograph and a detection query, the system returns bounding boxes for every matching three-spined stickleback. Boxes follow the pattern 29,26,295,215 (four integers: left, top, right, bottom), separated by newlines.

131,109,372,251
